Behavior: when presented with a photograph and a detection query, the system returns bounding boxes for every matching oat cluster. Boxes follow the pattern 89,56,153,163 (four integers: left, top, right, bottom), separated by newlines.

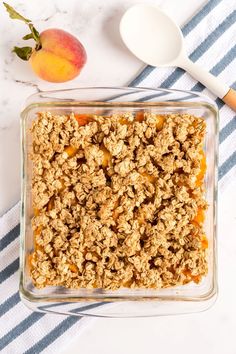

30,111,208,290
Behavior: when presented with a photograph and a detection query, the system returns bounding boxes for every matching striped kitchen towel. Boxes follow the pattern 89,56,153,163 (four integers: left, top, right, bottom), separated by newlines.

0,0,235,353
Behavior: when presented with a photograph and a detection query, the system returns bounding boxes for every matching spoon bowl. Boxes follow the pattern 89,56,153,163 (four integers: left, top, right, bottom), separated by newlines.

120,4,184,67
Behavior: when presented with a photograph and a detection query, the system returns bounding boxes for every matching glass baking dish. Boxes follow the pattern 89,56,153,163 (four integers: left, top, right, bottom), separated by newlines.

20,87,218,317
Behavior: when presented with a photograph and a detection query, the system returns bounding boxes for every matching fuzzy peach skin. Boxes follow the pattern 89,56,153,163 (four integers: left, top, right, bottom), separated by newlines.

30,29,87,83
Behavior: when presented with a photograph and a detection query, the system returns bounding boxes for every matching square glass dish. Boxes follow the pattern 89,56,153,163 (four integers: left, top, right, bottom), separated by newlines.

20,87,218,317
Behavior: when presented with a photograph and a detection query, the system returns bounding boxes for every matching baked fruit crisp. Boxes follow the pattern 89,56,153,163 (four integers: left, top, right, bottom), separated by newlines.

30,111,208,289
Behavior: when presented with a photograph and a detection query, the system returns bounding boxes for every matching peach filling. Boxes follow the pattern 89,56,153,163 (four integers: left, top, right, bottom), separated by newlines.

100,144,112,168
193,208,205,224
141,172,157,184
74,114,94,126
201,235,208,250
183,268,201,284
155,115,165,130
196,151,206,187
64,145,78,157
69,264,78,272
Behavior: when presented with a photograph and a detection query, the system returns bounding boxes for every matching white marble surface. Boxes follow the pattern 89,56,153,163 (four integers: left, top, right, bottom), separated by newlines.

1,1,236,354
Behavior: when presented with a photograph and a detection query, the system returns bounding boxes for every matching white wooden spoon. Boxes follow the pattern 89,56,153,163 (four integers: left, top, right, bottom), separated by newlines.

120,4,236,111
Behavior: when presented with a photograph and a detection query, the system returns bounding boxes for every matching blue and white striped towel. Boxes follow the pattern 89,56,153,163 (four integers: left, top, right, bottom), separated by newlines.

0,0,235,353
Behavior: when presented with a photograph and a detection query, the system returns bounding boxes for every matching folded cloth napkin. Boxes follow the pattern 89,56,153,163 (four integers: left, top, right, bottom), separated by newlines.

0,0,235,353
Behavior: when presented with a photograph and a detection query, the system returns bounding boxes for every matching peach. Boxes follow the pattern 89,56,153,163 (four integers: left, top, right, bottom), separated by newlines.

69,264,78,273
141,172,157,183
156,115,165,130
74,114,94,126
201,236,208,250
196,151,206,187
64,145,78,158
135,111,145,122
193,207,205,224
30,29,87,83
100,144,112,168
4,2,87,82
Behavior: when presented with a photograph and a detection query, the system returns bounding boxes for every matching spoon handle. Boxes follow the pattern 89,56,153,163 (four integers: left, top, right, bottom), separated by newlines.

222,89,236,112
180,57,236,112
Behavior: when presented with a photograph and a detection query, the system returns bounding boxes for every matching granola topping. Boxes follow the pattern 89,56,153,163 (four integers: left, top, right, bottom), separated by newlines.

30,111,208,289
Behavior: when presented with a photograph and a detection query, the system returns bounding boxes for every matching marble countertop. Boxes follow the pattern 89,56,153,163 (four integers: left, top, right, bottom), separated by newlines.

1,1,236,354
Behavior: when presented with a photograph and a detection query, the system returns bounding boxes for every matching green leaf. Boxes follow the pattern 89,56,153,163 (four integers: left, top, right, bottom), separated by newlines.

3,2,31,23
12,46,32,61
22,33,33,40
4,3,42,52
28,23,40,43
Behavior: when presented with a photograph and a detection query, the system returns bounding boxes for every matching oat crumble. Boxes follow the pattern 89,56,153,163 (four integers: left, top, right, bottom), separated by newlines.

29,111,208,290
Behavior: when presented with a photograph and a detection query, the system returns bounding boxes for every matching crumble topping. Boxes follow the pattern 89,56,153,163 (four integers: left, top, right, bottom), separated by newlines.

29,111,208,290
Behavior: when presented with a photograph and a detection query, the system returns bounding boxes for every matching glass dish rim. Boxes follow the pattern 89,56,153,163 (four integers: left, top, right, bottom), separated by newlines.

21,86,218,116
19,86,218,306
